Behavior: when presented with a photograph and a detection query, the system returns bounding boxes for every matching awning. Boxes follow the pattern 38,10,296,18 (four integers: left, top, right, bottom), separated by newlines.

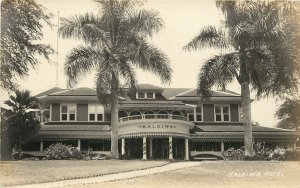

190,125,299,143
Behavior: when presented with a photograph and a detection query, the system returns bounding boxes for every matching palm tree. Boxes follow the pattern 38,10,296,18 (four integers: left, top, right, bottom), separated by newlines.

4,90,40,151
184,1,300,156
59,0,172,159
276,97,300,130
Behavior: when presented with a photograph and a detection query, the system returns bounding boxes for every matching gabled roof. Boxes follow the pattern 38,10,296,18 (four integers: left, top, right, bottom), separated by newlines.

35,87,68,98
49,87,97,96
176,89,240,97
162,88,191,99
137,84,163,91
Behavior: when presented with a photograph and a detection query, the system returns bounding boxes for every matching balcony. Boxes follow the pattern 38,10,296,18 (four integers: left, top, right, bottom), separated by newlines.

118,114,194,138
119,114,187,122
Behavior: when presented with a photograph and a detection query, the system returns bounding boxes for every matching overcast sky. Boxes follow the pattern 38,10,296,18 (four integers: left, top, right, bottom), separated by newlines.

0,0,281,127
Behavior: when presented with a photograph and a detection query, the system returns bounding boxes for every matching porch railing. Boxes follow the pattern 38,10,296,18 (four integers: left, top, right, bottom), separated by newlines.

119,114,187,122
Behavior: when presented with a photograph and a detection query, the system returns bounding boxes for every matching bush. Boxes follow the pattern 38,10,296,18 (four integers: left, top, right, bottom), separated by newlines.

70,147,84,160
45,143,84,160
223,142,300,161
11,146,23,160
82,151,110,160
222,147,245,160
45,143,72,160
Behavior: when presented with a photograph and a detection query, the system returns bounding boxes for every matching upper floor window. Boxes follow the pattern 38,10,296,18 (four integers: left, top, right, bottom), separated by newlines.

137,92,145,99
89,104,104,121
187,113,203,122
136,92,155,99
187,106,202,122
215,105,230,122
61,104,76,121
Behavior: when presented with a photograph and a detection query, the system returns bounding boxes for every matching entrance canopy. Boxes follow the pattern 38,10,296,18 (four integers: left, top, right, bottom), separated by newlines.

118,118,194,138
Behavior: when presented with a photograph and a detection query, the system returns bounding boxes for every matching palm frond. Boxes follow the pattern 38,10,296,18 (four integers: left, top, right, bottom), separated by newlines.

118,60,138,94
184,26,230,51
197,53,239,97
276,98,300,130
64,45,104,88
125,9,163,38
59,13,110,47
130,40,172,84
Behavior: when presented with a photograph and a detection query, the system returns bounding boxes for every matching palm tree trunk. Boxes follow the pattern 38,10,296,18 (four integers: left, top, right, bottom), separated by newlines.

240,51,254,157
110,74,119,159
241,82,254,156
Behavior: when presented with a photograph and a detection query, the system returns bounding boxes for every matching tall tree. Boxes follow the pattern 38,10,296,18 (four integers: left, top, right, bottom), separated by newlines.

59,0,172,159
1,0,53,91
4,90,40,151
276,98,300,130
184,1,300,156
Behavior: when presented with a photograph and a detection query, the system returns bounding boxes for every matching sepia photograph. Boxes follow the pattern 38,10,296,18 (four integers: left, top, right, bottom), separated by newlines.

1,0,300,187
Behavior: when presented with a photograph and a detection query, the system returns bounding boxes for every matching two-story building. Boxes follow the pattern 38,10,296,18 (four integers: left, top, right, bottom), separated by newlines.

22,84,299,160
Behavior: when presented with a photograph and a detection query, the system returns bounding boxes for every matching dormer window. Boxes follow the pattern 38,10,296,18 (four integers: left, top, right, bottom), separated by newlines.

137,92,145,99
146,92,154,99
136,92,156,99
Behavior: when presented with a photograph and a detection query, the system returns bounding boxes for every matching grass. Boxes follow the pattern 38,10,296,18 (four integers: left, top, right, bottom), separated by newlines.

80,161,300,188
0,160,169,186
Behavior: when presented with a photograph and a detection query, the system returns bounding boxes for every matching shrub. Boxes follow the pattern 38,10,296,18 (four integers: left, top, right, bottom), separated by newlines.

82,151,110,160
223,142,300,161
45,143,71,160
11,146,23,160
222,147,245,160
70,147,84,160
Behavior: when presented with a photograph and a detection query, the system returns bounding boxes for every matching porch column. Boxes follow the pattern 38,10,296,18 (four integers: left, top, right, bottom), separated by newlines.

184,138,189,160
77,139,81,151
149,138,153,159
193,107,197,122
221,141,224,152
40,111,44,123
121,138,125,155
40,141,43,152
143,137,147,160
169,137,173,160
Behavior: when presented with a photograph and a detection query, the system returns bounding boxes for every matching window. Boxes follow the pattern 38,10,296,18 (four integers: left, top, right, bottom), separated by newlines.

137,92,145,99
136,92,155,99
187,106,203,122
215,105,230,122
187,113,202,122
187,114,195,121
196,106,202,121
146,92,154,99
89,104,104,121
61,104,76,121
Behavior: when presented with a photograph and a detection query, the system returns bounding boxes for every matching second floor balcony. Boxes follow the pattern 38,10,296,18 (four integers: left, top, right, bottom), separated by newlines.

119,114,187,122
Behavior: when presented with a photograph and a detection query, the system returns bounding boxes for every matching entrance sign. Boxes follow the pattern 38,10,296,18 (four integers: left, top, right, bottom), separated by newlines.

138,124,177,129
118,119,194,136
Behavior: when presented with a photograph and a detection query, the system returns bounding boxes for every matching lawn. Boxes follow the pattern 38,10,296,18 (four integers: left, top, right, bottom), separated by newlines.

79,161,300,188
0,160,169,187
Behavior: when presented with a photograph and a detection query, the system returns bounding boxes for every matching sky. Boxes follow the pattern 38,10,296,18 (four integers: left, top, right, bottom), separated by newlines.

0,0,281,127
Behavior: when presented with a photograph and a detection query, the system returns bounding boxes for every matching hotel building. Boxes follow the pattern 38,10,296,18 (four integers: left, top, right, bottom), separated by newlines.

22,84,299,160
